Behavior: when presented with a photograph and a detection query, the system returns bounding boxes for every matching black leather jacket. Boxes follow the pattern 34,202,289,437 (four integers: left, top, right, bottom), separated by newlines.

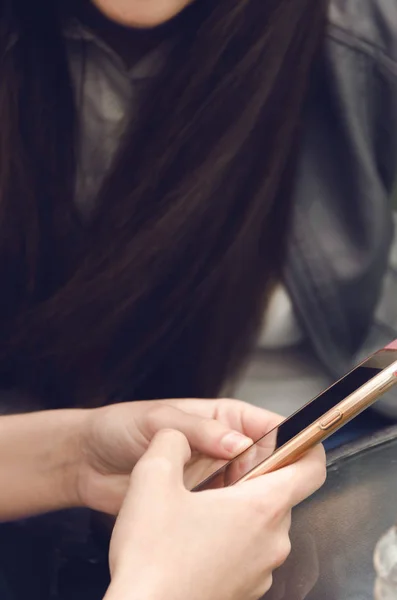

287,0,397,382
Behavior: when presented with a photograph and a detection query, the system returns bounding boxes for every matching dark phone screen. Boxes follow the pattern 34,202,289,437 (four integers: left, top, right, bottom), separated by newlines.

193,349,397,491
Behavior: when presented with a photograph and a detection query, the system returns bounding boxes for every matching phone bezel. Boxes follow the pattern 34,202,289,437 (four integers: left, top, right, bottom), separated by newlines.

237,358,397,483
193,350,397,491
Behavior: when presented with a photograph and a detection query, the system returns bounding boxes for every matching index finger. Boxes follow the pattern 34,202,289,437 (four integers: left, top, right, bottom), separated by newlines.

165,398,284,443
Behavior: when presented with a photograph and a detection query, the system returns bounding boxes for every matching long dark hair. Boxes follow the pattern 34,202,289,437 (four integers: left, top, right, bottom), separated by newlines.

0,0,326,407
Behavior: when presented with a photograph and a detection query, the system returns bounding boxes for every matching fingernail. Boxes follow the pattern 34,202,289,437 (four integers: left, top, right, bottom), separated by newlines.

222,432,252,454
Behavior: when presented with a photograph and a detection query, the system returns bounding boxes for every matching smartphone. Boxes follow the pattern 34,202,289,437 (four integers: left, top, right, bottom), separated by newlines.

193,340,397,492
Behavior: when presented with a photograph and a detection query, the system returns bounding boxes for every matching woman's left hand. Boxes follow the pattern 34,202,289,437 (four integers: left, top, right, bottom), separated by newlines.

76,398,282,515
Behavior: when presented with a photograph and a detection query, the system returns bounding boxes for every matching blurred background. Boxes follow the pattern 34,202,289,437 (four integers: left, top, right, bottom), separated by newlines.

237,187,397,428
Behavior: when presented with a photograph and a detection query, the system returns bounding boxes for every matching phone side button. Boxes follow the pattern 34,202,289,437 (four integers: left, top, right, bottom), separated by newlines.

319,410,343,430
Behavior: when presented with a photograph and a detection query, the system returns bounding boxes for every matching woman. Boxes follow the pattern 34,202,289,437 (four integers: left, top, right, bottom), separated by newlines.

0,0,395,596
0,401,325,599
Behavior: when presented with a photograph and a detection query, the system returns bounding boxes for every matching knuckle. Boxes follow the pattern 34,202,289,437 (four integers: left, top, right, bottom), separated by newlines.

313,448,327,487
216,397,239,412
274,535,292,567
259,574,273,596
314,442,326,462
155,428,189,448
319,463,327,487
248,495,287,524
145,405,173,430
300,444,327,494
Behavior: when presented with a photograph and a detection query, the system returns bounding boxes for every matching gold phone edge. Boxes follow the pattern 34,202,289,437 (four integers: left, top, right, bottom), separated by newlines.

237,360,397,485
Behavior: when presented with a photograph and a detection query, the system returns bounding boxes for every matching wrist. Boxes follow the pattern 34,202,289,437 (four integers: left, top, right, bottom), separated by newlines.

0,409,91,520
50,409,92,510
23,408,91,512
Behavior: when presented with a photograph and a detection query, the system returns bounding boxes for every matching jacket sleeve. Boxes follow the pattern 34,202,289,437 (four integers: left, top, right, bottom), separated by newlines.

285,0,397,417
328,0,397,195
335,0,397,418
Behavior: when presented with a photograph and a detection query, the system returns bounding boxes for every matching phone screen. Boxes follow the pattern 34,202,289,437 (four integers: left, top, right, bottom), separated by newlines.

193,348,397,491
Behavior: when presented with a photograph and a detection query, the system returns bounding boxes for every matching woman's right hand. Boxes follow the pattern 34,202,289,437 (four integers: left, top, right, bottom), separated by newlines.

105,430,326,600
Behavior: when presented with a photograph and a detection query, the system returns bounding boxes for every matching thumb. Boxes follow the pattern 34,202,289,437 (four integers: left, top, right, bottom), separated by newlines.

131,429,192,493
109,431,191,576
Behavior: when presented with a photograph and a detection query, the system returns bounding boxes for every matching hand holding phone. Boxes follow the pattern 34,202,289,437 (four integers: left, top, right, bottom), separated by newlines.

107,430,325,600
194,340,397,492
